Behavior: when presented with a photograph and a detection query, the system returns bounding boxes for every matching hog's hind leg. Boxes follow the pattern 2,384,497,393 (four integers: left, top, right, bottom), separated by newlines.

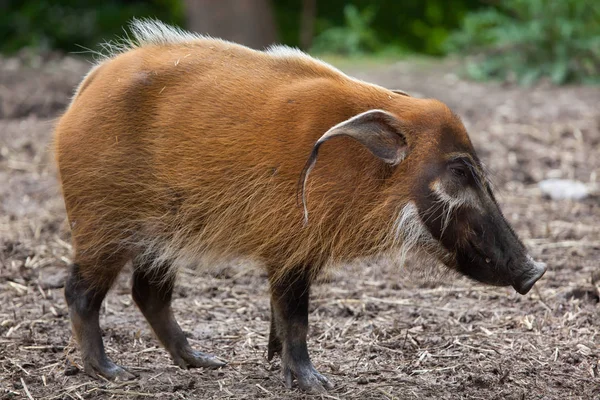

65,261,136,380
269,269,334,393
267,302,283,360
131,258,225,369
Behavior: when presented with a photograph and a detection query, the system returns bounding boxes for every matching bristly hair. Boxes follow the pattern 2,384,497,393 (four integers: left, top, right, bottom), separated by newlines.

90,18,231,62
448,154,486,191
392,202,453,269
59,20,439,292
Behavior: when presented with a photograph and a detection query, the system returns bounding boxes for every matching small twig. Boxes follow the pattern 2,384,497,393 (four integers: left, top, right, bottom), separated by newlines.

228,360,264,366
372,343,405,355
534,286,553,312
148,371,164,381
453,339,498,354
10,358,30,375
412,365,459,374
92,388,158,397
321,393,342,400
401,329,409,351
20,377,35,400
255,383,273,396
377,387,394,399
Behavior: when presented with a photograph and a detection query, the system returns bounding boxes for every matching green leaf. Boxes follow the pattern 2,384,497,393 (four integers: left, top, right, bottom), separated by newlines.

550,61,570,84
446,0,600,85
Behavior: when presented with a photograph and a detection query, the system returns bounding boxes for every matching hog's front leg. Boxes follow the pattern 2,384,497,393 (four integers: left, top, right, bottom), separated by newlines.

268,269,333,393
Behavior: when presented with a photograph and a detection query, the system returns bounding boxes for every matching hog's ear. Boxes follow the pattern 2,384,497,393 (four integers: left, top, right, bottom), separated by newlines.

299,109,408,223
391,89,411,97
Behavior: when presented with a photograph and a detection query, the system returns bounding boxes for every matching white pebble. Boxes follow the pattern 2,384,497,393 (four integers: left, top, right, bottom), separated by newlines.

538,179,589,201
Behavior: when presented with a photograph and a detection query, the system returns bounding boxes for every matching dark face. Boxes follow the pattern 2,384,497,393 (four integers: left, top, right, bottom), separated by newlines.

411,151,546,295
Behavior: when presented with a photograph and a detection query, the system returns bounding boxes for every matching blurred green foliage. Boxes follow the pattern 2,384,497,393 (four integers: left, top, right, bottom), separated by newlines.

274,0,480,56
0,0,183,54
0,0,478,57
310,5,383,55
446,0,600,84
2,0,598,85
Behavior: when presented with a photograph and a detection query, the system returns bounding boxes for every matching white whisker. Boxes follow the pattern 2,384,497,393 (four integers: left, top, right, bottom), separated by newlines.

391,202,452,270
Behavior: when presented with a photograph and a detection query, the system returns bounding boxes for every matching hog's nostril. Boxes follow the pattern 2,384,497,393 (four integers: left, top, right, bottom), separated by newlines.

535,261,547,273
512,258,547,295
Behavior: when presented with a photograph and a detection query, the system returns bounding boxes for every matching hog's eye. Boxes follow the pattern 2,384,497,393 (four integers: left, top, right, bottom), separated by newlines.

449,164,468,179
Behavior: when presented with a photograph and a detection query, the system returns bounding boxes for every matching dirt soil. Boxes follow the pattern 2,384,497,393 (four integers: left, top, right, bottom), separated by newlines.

1,53,599,400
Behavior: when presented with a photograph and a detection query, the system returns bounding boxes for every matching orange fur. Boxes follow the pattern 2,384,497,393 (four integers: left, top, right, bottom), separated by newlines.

54,21,474,287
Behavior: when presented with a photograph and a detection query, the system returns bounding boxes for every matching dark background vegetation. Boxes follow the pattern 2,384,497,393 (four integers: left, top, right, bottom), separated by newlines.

1,0,599,84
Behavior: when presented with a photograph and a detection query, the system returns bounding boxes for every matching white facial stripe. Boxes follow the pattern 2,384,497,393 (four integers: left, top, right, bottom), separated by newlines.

431,180,481,209
429,180,482,237
392,201,452,268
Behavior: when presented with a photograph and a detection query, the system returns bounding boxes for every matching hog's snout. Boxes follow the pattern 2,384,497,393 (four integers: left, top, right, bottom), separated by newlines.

511,258,547,295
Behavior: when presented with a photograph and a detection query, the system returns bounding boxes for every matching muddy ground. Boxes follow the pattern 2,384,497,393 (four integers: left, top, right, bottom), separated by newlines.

0,52,599,399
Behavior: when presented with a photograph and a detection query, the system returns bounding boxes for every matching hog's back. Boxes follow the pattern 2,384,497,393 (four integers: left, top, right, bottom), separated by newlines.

54,40,395,268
